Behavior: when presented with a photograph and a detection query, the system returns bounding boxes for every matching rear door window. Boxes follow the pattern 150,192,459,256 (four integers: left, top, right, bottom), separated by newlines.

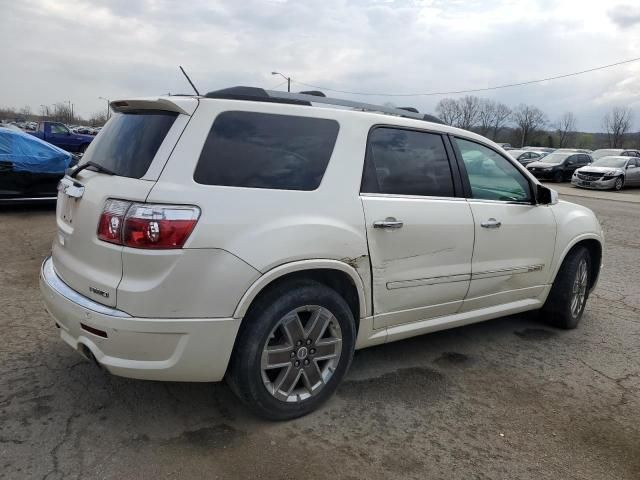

83,110,178,179
194,111,339,191
361,127,455,197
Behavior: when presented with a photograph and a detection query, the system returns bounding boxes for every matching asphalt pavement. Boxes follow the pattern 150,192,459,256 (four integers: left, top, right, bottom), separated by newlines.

1,194,638,480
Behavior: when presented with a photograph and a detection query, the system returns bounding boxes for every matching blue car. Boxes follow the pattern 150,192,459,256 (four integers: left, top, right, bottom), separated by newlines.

0,126,75,201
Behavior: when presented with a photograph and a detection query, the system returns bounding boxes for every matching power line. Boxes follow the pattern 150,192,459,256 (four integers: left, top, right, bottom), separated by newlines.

268,80,288,90
291,56,640,97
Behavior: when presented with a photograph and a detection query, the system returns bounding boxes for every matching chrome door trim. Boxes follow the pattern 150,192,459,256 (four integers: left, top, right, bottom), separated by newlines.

472,264,544,280
387,273,471,290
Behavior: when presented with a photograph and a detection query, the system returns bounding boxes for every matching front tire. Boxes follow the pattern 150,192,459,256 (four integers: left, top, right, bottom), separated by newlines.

541,246,591,329
226,279,356,420
553,171,563,183
613,176,624,191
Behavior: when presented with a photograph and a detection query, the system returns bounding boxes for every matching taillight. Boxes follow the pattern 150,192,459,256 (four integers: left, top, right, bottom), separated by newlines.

97,200,200,249
97,199,130,244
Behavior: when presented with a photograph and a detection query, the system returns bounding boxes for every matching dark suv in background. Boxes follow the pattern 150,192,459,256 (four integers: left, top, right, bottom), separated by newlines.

526,152,592,182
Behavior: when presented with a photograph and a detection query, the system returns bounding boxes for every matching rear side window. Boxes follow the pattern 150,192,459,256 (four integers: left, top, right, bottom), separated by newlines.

361,127,455,197
194,111,339,191
84,110,177,179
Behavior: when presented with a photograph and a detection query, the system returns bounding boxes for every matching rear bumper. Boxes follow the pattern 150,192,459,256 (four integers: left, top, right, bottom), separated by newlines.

39,256,240,382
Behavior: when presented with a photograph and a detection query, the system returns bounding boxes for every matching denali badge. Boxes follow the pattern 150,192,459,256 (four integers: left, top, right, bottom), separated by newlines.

89,287,109,298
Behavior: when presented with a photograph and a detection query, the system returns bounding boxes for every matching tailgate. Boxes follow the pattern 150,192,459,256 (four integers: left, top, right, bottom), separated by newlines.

51,98,197,307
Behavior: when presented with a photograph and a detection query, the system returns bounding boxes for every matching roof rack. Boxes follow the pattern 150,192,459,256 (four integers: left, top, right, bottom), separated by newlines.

204,86,443,124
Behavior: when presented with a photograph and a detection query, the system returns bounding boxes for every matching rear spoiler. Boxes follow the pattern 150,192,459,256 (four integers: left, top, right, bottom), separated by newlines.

109,97,198,116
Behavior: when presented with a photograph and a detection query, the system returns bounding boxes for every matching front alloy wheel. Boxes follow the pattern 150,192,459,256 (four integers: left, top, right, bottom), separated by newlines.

614,176,624,191
570,258,588,319
541,246,591,329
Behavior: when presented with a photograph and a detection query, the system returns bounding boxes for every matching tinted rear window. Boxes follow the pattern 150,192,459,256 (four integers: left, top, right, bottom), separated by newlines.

194,111,339,190
361,127,455,197
83,110,177,179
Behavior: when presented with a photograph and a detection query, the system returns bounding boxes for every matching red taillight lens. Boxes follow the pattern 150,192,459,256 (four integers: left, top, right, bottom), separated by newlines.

97,200,200,249
97,199,130,244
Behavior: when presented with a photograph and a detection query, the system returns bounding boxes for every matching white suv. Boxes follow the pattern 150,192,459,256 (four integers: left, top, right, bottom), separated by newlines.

41,87,603,420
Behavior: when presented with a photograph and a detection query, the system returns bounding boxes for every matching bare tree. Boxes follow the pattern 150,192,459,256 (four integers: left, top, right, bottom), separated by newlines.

603,107,633,148
555,112,577,147
19,105,32,118
511,104,547,147
478,99,497,136
88,111,108,127
456,95,481,130
491,102,511,140
435,98,460,126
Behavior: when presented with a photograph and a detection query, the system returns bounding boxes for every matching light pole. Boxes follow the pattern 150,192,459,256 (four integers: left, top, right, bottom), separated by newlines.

40,104,48,119
271,71,291,92
66,100,74,123
98,97,110,121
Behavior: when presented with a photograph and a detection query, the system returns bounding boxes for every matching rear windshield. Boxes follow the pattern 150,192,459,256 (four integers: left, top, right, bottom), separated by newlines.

194,111,339,191
82,110,177,178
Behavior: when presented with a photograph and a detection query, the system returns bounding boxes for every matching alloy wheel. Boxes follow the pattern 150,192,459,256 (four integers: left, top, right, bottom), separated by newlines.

260,305,342,402
570,258,588,318
615,177,623,190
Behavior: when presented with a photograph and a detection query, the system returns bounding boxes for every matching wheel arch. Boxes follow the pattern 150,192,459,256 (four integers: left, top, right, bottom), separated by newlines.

233,259,370,323
551,235,602,292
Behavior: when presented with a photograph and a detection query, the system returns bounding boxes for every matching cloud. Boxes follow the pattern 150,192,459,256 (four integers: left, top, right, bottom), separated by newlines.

608,5,640,28
0,0,638,131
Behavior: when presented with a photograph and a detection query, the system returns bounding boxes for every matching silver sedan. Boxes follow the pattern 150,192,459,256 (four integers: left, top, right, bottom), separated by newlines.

572,156,640,190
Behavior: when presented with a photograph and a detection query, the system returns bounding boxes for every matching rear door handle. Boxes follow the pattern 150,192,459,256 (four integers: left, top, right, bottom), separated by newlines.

481,218,501,229
373,217,404,229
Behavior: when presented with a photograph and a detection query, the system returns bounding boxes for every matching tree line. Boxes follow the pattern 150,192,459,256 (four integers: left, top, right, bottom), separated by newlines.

435,96,635,149
0,103,108,127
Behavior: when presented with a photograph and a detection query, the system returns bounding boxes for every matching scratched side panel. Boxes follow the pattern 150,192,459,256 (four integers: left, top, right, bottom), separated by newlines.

360,195,475,329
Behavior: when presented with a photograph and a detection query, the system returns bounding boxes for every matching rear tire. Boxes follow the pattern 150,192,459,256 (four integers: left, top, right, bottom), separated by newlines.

541,246,591,329
614,176,624,191
226,279,356,420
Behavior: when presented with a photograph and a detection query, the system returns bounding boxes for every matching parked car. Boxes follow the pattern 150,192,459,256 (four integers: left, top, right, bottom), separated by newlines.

523,147,555,153
507,149,548,166
0,127,75,201
40,87,603,420
29,121,94,153
554,148,592,154
497,142,512,150
572,156,640,190
526,151,593,182
591,148,640,160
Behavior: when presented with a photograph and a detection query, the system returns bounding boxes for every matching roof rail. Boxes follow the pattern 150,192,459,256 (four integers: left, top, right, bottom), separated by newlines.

269,90,443,124
204,86,443,124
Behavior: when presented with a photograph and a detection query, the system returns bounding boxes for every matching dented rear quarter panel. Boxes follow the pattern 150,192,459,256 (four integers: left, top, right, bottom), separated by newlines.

146,99,374,315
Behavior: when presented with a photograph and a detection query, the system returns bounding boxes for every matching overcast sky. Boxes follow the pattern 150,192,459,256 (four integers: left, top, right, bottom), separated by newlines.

1,0,640,131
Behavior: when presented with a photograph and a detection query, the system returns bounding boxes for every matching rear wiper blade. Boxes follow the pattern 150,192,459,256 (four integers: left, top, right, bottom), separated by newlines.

69,161,116,178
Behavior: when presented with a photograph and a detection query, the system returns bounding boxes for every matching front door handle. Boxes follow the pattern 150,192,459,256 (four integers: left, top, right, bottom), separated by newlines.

481,218,502,229
373,217,404,229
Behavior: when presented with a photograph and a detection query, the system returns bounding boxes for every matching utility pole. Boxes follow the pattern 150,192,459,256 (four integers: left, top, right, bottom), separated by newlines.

66,100,74,123
271,71,291,92
99,97,110,121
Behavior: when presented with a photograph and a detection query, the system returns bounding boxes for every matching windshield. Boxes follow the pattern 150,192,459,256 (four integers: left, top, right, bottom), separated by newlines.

81,110,177,179
592,149,622,160
592,157,627,168
539,153,570,164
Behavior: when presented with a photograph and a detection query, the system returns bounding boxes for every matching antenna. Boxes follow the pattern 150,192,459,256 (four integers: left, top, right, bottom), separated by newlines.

179,66,200,96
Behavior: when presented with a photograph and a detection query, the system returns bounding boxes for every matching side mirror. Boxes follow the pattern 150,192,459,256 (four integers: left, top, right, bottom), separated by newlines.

536,184,558,205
